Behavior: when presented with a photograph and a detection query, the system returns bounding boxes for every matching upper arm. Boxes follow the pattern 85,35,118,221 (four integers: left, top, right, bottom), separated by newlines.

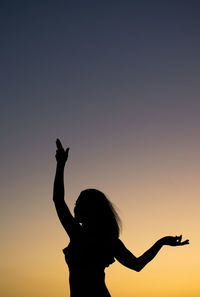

114,239,140,271
54,199,81,239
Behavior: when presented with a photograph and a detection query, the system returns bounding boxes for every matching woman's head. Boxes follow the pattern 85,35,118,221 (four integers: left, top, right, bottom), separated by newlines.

74,189,121,238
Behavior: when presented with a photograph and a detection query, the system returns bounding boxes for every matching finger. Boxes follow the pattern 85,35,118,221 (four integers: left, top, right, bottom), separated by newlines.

65,148,70,157
56,138,64,150
180,240,189,245
178,235,182,242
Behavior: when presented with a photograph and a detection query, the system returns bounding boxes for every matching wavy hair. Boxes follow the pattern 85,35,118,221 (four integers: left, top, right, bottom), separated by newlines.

75,189,121,239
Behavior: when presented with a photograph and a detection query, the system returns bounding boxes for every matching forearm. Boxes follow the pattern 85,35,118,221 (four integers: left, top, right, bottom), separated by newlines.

53,163,65,202
137,239,163,271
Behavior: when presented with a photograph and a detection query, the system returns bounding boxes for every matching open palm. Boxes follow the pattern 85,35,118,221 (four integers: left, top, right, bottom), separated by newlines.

161,235,189,246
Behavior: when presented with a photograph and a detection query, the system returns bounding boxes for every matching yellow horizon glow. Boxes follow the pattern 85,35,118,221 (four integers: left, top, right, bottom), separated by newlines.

1,168,198,297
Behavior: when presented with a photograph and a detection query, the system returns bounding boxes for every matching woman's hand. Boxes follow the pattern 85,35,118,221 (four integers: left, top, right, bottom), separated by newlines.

55,138,69,166
160,235,189,246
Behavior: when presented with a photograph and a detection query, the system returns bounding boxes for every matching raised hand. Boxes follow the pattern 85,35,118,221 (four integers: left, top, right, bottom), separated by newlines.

161,235,189,246
55,138,69,165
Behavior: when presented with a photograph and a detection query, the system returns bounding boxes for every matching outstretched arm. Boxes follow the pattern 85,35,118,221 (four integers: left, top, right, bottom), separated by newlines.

53,139,80,238
115,236,189,272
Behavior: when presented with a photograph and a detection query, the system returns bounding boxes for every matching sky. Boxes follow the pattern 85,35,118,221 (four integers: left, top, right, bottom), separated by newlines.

1,1,200,296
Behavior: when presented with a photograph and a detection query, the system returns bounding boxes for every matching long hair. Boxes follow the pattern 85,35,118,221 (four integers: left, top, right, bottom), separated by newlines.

75,189,121,239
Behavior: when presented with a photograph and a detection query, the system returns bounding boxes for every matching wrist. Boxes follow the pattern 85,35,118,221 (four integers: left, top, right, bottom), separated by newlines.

157,238,165,247
56,162,66,170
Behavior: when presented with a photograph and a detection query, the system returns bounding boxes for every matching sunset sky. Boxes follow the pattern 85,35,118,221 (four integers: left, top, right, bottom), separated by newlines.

1,1,199,297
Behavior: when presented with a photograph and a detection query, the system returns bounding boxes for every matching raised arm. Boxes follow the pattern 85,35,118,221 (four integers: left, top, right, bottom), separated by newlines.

115,236,189,272
53,139,80,238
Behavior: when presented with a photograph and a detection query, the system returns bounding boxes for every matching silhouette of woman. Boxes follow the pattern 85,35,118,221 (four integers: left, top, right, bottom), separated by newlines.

53,139,189,297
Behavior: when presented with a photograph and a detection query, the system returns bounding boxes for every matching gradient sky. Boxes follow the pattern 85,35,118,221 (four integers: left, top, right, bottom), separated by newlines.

1,1,200,297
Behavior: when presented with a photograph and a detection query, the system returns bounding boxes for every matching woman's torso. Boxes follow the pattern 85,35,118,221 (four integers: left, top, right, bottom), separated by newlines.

63,231,116,297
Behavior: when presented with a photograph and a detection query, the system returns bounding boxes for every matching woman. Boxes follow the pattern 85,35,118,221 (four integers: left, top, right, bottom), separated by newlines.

53,139,189,297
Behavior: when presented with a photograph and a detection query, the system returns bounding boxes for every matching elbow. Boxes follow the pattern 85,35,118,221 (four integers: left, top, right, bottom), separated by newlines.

135,266,143,272
128,262,143,272
53,195,59,204
134,259,144,272
135,265,142,272
53,192,61,202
